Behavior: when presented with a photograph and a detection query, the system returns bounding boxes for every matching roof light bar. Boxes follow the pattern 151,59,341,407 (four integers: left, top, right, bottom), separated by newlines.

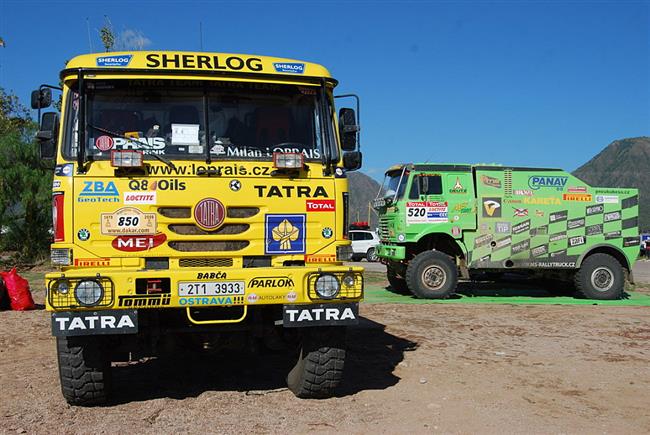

273,152,304,169
111,150,144,167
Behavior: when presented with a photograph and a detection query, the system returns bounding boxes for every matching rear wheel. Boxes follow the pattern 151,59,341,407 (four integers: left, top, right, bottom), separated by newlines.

406,250,458,299
574,253,624,300
287,327,346,398
366,248,378,262
57,336,111,406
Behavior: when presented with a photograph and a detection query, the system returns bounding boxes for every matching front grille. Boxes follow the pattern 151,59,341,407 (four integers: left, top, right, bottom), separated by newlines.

158,207,191,218
168,241,250,252
168,224,249,235
227,207,259,218
48,277,114,309
379,217,390,239
179,258,234,267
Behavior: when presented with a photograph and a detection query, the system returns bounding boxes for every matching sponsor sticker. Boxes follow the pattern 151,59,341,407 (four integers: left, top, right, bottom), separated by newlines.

449,177,467,194
78,181,119,203
531,244,548,257
530,226,548,236
567,218,585,230
622,217,638,230
306,199,336,212
604,211,621,222
101,207,156,235
563,194,592,202
480,175,502,188
229,179,242,191
118,294,171,308
550,232,567,242
322,227,333,238
586,224,603,236
528,176,568,191
622,195,639,209
596,195,618,204
523,197,562,205
474,234,494,248
265,214,306,254
248,277,295,289
451,226,461,236
549,210,568,223
95,135,114,151
512,220,530,235
179,295,245,306
493,237,512,250
283,303,359,327
482,198,501,218
495,222,511,234
286,291,298,302
196,272,228,279
74,258,110,267
569,236,586,247
511,239,530,254
77,228,90,241
513,189,533,196
305,254,337,263
112,233,167,252
624,236,640,247
273,62,305,74
124,191,157,205
52,310,138,336
568,186,587,193
513,208,528,217
96,54,133,67
605,230,621,240
586,204,604,216
53,180,62,189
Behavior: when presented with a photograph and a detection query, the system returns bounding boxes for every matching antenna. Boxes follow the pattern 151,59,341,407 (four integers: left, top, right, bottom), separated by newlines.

86,18,94,52
199,22,203,50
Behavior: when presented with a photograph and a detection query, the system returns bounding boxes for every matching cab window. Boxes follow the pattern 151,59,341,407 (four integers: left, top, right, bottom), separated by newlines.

409,174,442,199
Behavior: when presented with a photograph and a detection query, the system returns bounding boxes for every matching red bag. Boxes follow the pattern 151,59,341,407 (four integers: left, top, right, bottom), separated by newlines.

0,268,35,311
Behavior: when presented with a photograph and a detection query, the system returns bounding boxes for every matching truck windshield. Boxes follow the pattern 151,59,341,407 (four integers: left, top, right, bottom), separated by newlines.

380,168,408,201
64,79,324,161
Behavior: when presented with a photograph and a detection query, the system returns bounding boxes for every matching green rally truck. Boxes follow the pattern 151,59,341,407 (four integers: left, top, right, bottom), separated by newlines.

374,163,640,300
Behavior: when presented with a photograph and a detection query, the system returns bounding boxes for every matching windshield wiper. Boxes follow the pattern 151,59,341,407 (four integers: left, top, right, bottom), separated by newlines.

87,123,177,170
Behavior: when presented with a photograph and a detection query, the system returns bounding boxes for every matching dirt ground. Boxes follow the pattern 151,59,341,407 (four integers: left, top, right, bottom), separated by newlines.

1,265,650,434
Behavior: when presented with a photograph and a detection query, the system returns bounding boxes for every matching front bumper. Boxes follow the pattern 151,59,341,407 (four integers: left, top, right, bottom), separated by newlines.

45,264,364,311
376,243,406,261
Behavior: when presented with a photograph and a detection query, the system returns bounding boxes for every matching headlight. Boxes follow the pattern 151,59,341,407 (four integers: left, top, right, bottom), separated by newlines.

342,273,356,287
314,274,340,299
397,233,406,242
54,279,70,295
74,280,104,306
51,248,72,266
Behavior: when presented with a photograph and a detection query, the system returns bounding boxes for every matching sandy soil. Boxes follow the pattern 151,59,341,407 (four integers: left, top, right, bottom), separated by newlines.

1,271,650,433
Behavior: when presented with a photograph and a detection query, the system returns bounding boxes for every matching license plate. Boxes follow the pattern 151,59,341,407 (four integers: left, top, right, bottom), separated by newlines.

178,281,245,296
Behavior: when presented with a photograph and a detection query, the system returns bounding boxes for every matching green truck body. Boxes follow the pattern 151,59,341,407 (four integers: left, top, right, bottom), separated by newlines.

374,163,639,300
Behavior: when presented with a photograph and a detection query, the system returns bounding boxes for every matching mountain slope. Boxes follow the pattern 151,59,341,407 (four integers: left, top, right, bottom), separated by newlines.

573,136,650,230
347,171,381,229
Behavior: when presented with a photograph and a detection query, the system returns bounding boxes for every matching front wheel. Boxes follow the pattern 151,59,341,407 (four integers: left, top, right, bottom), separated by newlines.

57,336,111,406
574,253,624,300
366,248,378,262
406,251,458,299
287,327,346,398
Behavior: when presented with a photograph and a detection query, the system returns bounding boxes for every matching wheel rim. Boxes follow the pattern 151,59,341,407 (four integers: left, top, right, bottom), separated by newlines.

368,250,377,261
591,266,614,292
422,265,446,290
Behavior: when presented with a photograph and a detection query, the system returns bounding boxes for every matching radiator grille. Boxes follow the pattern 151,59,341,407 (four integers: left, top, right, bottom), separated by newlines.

168,241,250,252
158,207,191,218
227,207,260,218
168,224,250,235
179,258,234,267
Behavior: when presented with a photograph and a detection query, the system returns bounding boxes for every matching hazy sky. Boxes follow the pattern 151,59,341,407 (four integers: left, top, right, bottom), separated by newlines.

1,0,648,179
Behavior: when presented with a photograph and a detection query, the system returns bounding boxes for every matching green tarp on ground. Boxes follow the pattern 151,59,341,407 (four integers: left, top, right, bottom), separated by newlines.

364,284,650,306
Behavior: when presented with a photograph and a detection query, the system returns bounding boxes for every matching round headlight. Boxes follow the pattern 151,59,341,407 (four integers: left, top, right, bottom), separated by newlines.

315,274,340,299
54,280,70,295
397,233,406,242
342,273,356,287
74,280,104,306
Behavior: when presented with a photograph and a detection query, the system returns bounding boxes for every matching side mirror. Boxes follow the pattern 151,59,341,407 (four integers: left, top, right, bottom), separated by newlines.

343,151,362,171
37,112,59,159
31,88,52,109
339,108,359,151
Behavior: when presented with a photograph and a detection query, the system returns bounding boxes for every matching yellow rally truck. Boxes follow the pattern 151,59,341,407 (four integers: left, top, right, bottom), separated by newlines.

32,51,364,404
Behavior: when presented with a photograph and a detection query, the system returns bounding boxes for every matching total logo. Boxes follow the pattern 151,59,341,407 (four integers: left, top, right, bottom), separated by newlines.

112,233,167,252
306,199,335,212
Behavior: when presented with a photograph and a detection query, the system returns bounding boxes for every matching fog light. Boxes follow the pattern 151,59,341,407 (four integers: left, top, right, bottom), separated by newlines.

342,273,356,287
315,274,340,299
54,279,70,294
74,280,103,306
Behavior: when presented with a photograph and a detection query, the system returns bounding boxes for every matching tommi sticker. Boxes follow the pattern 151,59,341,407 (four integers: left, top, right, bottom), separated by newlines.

482,198,502,218
101,207,156,235
264,214,306,254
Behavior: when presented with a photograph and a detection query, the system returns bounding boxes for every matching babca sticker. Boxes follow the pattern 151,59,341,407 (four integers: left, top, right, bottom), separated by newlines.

306,199,335,212
406,201,448,223
482,198,501,218
96,54,133,67
101,207,156,235
265,214,306,254
283,303,359,327
112,233,167,252
78,181,119,203
52,310,137,336
273,62,305,74
528,176,568,191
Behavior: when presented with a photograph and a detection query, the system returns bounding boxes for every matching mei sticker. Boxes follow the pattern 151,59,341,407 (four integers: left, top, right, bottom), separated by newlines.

171,123,200,146
264,214,306,254
101,207,157,235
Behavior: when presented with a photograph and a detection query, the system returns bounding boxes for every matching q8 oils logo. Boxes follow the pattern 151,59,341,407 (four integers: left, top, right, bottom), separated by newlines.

264,214,306,254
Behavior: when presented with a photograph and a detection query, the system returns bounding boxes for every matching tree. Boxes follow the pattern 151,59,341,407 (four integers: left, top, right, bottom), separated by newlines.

99,16,115,51
0,88,52,263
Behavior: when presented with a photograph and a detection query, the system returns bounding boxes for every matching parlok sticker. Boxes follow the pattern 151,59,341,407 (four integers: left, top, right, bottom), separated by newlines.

405,201,448,224
101,207,157,235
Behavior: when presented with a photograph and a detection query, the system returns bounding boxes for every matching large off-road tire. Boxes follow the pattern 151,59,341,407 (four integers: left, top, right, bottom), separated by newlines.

57,336,111,406
366,248,378,262
406,250,458,299
574,253,624,300
287,327,346,399
387,266,410,294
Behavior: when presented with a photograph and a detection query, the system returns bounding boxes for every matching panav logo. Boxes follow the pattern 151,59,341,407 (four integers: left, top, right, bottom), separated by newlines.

273,62,305,74
78,181,119,203
96,54,133,67
528,176,568,191
265,214,306,254
482,198,502,217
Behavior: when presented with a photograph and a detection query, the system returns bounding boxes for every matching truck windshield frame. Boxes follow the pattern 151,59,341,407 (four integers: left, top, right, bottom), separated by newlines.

61,78,331,163
380,167,409,203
